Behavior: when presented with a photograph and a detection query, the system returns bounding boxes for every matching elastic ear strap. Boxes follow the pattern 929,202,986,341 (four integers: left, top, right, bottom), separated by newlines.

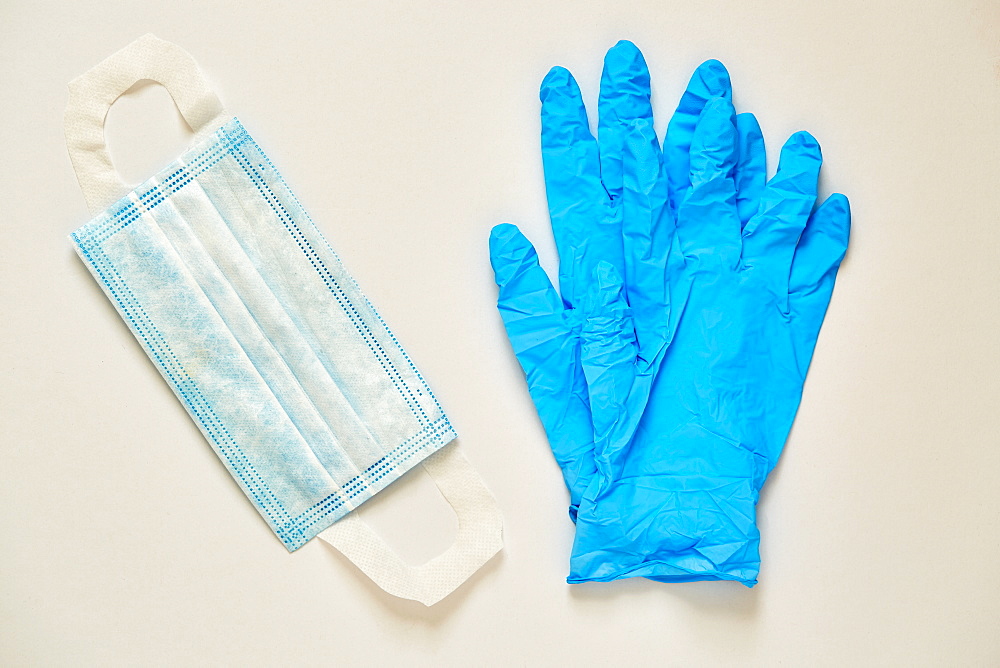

318,443,504,606
64,33,230,214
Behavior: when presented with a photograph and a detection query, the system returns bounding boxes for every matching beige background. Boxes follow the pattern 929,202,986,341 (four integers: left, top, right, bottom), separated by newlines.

2,0,999,665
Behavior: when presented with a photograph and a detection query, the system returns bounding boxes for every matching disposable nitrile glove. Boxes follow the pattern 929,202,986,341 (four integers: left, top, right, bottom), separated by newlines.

569,117,850,586
490,41,850,585
490,41,762,519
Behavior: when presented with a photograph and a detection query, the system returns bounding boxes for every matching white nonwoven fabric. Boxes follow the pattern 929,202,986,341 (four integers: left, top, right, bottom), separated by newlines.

64,33,503,607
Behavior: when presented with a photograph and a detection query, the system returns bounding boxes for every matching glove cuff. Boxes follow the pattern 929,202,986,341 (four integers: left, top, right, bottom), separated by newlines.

567,475,762,586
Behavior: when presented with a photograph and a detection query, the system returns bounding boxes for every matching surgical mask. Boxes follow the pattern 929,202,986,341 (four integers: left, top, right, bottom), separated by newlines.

64,34,502,606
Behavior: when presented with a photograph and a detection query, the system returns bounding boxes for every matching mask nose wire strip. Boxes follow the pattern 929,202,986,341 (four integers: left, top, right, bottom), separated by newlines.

65,33,504,606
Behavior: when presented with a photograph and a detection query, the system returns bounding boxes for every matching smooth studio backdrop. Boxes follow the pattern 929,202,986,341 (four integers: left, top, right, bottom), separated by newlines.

2,0,999,665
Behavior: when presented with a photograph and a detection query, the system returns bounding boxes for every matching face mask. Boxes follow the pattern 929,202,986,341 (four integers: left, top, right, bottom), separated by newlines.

64,34,502,606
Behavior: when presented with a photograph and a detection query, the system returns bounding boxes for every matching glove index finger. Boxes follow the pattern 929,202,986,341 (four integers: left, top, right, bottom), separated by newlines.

665,59,732,212
540,66,610,307
677,96,742,265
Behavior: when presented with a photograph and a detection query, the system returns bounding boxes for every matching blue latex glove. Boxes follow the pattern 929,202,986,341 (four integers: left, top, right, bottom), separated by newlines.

490,41,850,585
491,41,758,518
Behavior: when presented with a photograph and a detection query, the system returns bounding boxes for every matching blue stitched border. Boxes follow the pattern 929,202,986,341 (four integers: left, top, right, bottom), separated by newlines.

71,118,456,550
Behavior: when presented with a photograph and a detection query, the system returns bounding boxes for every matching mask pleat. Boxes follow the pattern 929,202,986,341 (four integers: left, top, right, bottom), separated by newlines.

150,186,371,485
193,148,430,462
173,179,387,469
98,206,347,518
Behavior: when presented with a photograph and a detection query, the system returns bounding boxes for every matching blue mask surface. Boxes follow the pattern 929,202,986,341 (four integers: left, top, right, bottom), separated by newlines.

490,40,850,585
